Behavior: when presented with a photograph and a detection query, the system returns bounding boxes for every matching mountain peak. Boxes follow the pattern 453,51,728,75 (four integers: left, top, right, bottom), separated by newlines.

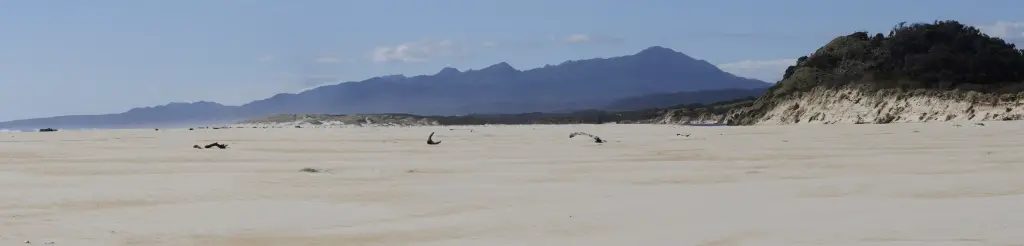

436,67,461,76
637,46,678,55
480,62,517,73
123,100,228,114
188,100,222,105
632,46,699,63
159,101,224,108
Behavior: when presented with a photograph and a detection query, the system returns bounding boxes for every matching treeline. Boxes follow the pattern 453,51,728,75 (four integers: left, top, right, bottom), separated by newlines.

779,20,1024,94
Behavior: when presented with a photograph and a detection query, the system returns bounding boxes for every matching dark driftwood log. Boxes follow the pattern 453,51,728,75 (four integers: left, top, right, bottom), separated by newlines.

427,132,442,145
203,142,229,149
569,132,606,143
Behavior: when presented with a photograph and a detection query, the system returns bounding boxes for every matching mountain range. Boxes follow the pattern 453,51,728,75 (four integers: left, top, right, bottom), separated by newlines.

604,87,767,111
0,46,770,130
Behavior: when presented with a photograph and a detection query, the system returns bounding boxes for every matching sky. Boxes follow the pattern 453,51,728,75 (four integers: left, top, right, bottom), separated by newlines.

1,0,1022,121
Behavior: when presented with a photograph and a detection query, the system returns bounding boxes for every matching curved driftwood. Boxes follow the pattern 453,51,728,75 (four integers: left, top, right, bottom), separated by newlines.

427,132,442,145
569,132,606,143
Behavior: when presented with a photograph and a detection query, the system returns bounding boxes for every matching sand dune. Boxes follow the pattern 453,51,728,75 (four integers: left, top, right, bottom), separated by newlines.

2,123,1024,245
727,86,1024,125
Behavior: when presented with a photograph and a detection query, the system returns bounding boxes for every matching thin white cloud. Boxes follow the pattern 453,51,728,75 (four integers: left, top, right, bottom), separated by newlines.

716,58,798,83
482,41,498,47
257,55,275,62
371,39,461,63
564,34,592,43
979,21,1024,44
560,34,623,45
313,57,347,63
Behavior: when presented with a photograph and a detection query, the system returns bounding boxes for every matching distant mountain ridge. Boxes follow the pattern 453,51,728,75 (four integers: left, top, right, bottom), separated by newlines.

0,46,769,130
604,87,768,111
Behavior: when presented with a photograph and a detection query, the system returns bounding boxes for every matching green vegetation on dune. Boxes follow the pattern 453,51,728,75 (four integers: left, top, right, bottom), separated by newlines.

727,20,1024,125
773,20,1024,95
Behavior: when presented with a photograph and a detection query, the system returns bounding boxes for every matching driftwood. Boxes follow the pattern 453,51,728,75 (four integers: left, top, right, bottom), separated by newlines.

202,142,229,149
569,132,606,143
299,167,326,173
38,128,57,132
427,132,442,145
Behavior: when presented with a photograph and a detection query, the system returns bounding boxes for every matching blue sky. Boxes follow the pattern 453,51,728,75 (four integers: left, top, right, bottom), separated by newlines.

1,0,1022,121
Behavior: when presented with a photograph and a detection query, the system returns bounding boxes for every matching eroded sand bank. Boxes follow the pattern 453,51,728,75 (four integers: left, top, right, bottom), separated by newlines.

2,123,1023,245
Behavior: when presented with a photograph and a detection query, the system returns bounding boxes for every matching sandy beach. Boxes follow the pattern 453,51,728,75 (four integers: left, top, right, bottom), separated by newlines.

2,123,1024,245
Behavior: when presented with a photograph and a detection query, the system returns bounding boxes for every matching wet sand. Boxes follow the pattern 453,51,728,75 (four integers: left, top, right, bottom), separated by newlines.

2,123,1023,245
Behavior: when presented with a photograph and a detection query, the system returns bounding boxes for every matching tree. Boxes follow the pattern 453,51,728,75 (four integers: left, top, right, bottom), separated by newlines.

783,20,1024,93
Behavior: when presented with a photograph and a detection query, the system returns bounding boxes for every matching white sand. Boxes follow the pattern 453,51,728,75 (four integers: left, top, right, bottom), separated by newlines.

2,123,1024,245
